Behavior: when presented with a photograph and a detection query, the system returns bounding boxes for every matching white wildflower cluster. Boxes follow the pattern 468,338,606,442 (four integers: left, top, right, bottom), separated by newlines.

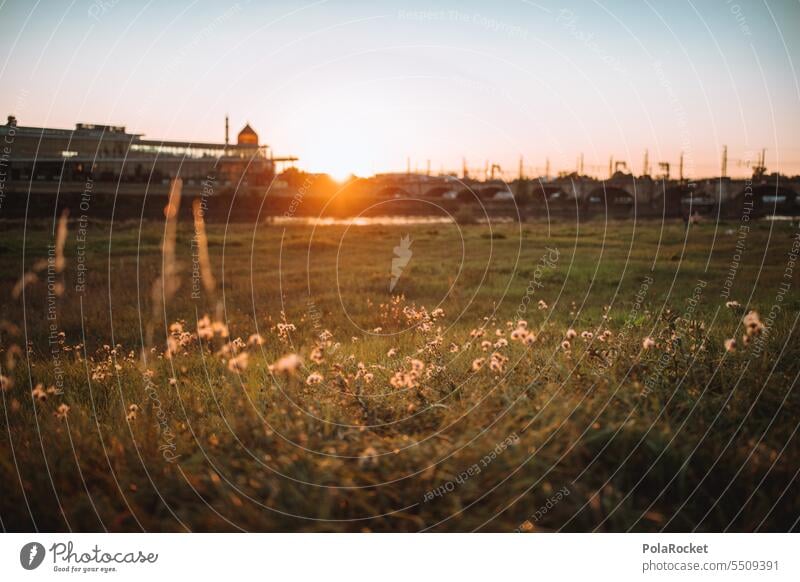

726,310,765,352
390,358,425,389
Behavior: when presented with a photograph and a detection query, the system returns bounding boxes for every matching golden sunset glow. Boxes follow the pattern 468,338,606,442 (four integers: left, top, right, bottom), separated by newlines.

2,0,800,558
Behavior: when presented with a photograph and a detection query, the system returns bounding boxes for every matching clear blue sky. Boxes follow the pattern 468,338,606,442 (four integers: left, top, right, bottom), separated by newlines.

1,0,799,178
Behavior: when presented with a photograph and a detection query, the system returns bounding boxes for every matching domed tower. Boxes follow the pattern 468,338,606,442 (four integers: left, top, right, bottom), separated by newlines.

237,123,258,146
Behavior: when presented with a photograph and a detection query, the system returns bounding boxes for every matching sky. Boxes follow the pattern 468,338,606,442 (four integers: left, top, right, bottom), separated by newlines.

1,0,799,179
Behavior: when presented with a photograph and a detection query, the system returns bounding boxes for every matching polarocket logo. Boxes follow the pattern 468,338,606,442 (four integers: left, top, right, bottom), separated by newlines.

20,542,46,570
390,234,413,291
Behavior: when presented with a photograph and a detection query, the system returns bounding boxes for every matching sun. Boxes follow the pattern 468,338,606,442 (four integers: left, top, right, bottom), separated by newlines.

327,166,354,182
291,112,396,180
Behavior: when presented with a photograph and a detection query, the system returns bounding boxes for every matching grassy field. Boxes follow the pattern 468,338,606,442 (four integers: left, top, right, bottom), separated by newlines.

1,214,799,532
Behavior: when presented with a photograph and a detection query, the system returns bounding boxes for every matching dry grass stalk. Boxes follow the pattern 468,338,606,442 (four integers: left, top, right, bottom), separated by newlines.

145,178,183,353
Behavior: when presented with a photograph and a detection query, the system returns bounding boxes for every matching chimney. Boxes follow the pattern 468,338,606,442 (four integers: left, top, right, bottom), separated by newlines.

225,115,229,146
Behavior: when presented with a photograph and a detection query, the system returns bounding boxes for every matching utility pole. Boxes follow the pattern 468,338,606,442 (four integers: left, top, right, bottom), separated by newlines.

721,145,728,178
679,151,684,182
545,158,550,180
426,159,430,177
224,115,229,147
406,157,411,175
753,148,767,179
643,149,649,177
609,156,613,179
519,156,524,181
579,153,584,176
462,157,468,179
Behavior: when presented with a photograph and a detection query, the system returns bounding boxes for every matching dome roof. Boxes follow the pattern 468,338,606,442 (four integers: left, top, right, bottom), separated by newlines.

237,123,258,145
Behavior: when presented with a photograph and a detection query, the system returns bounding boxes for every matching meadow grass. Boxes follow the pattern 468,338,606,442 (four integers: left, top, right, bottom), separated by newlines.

1,216,798,531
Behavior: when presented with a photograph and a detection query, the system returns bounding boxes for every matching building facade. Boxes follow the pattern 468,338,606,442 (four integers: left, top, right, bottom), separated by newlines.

0,115,296,195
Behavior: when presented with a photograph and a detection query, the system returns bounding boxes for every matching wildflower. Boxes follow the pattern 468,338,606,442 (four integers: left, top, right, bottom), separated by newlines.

725,301,741,309
165,336,180,359
227,352,249,372
537,300,548,310
276,322,296,340
363,373,374,383
212,320,230,338
129,404,140,414
581,331,593,340
471,358,486,372
216,343,233,359
494,338,508,348
642,337,656,350
523,333,537,346
390,372,407,388
0,375,13,392
197,315,214,340
427,336,443,349
481,340,493,351
517,320,528,329
387,348,398,358
743,311,764,336
489,352,508,373
310,346,325,364
724,338,737,352
431,308,445,319
306,372,324,385
247,333,265,346
270,353,302,376
561,340,571,350
31,384,47,402
54,403,70,420
566,328,577,340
